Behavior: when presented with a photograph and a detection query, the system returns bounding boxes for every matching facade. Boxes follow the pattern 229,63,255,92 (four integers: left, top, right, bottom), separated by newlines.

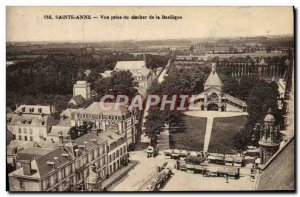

73,81,91,100
101,60,154,95
9,147,76,191
191,63,247,112
7,112,58,143
258,108,280,165
71,102,138,146
8,129,129,192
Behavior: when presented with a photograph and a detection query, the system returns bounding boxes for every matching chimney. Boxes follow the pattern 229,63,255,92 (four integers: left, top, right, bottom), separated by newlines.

62,153,70,160
79,144,86,152
74,149,79,157
58,132,64,144
91,127,100,136
90,139,97,144
22,160,32,176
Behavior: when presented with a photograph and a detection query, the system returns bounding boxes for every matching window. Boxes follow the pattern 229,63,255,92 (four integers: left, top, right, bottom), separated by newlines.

19,135,22,141
30,136,33,141
21,107,25,112
29,108,34,113
23,128,27,134
24,136,28,141
18,128,21,134
29,128,33,134
38,108,42,113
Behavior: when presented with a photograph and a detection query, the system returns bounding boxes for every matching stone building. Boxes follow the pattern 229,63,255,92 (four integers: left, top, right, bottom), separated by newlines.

191,63,247,112
258,108,280,165
71,102,138,146
8,129,128,192
100,60,154,95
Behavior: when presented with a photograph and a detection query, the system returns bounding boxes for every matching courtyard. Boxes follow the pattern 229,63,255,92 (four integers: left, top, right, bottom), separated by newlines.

170,110,248,153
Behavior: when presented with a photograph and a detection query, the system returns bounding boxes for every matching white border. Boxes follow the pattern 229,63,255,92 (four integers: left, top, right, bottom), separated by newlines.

1,1,298,197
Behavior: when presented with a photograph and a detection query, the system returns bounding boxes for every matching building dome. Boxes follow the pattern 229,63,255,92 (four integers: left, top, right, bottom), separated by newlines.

264,114,275,122
264,108,275,122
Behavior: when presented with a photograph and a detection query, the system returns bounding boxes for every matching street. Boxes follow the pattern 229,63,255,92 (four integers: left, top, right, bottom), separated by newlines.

109,148,255,191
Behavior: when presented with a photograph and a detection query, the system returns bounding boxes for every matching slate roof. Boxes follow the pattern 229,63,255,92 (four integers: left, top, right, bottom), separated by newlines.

77,102,129,116
204,64,223,89
16,147,54,161
257,137,295,191
114,61,151,77
34,147,72,178
70,95,85,106
15,105,53,115
115,61,146,70
7,113,58,127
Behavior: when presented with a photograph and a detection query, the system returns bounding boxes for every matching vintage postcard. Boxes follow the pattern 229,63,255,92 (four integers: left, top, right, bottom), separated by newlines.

6,6,294,192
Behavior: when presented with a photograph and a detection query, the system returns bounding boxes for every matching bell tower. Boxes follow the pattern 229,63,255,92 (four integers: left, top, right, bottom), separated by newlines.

259,108,280,165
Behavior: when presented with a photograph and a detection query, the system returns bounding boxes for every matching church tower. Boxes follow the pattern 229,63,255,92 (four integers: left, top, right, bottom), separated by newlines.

259,108,280,165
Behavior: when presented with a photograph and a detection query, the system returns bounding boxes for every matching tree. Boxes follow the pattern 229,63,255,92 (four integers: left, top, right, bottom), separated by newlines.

95,70,138,100
144,107,165,138
222,77,240,97
247,80,281,125
232,128,250,154
239,75,261,101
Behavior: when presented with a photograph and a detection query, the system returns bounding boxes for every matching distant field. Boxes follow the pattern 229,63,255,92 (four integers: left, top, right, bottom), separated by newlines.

169,114,207,151
202,51,287,59
208,115,248,154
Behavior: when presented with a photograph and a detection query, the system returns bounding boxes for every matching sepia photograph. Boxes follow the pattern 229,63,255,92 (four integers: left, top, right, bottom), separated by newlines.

5,6,295,192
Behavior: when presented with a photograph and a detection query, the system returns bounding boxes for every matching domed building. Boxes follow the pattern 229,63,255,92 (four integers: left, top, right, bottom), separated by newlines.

191,63,247,112
259,108,280,165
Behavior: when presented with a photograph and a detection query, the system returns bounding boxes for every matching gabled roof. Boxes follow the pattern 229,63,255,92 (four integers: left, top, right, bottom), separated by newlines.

77,102,129,116
257,137,294,191
16,147,54,161
204,67,223,88
115,61,146,70
70,95,85,105
34,148,71,178
8,114,58,127
15,105,53,115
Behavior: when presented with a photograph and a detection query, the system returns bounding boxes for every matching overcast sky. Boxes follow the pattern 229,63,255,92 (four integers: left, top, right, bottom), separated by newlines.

7,6,294,42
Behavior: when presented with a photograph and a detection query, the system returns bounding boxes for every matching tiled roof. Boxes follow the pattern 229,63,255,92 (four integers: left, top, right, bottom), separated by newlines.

7,113,58,127
15,105,53,115
204,69,223,88
257,137,294,191
34,147,72,178
70,95,85,105
114,61,151,77
16,147,54,161
77,102,129,116
115,61,146,70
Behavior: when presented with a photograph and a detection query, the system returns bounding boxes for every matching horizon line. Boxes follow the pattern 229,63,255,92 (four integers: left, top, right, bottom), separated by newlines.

6,34,294,43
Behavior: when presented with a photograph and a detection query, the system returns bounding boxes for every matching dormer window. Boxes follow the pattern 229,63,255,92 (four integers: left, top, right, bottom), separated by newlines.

38,108,42,113
29,108,34,113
